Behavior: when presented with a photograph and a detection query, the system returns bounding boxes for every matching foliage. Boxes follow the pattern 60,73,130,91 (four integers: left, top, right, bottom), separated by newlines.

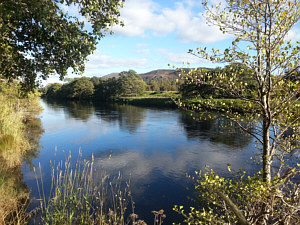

0,0,124,90
43,71,147,100
68,77,95,100
179,63,257,99
187,0,300,181
147,79,180,92
175,166,300,225
0,81,43,224
118,70,147,96
0,82,42,166
94,77,121,101
43,83,63,99
180,98,259,114
176,0,300,224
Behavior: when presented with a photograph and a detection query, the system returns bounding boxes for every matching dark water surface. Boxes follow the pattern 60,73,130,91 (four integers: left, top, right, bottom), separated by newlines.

22,99,258,224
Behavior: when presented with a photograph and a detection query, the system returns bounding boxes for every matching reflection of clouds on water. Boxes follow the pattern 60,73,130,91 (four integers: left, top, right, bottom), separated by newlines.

93,141,256,197
71,118,113,145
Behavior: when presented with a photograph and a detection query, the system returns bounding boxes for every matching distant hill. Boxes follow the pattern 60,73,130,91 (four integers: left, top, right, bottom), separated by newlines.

102,72,120,78
102,69,190,81
139,69,187,81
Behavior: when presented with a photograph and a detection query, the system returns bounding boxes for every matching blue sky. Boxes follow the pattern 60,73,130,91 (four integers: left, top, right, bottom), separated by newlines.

46,0,300,84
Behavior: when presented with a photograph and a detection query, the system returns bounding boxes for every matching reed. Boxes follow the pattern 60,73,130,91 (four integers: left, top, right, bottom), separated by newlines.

35,151,131,225
0,82,42,224
34,151,168,225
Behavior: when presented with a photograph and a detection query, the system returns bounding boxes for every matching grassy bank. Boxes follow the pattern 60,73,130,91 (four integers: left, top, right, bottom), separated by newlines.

178,98,260,113
0,82,43,224
118,91,178,108
115,92,260,113
119,97,176,108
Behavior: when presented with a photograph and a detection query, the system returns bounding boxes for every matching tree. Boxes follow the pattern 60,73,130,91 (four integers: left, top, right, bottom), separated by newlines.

44,83,63,98
148,80,160,92
68,77,94,100
0,0,124,91
94,77,121,100
176,0,300,224
118,70,146,96
179,67,226,98
90,76,102,86
179,64,256,99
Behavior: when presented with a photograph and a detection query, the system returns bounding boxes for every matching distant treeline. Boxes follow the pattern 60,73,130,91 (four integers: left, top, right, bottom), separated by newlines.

43,70,180,101
43,64,299,101
180,63,299,99
179,63,258,99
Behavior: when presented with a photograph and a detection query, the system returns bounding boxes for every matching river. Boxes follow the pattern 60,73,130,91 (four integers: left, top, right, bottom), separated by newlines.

22,99,258,224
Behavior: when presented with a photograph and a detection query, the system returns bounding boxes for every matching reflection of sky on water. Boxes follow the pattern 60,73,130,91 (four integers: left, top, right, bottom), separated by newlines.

23,99,258,224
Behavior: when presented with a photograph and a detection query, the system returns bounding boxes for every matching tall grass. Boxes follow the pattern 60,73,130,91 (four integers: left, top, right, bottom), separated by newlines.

0,93,28,167
35,151,131,225
35,151,167,225
0,163,30,225
0,81,42,224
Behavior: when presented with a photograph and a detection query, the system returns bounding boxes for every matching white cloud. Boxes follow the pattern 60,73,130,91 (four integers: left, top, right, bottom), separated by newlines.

136,43,149,48
113,0,173,37
155,48,168,54
286,28,300,43
135,43,150,54
135,49,150,54
183,0,203,8
113,0,227,43
86,54,148,69
166,52,209,65
163,4,227,43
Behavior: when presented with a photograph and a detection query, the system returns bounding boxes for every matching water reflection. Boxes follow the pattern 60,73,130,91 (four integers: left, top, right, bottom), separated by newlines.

23,99,257,224
94,103,146,133
0,116,43,224
23,117,44,169
0,159,29,223
179,112,253,148
46,99,95,121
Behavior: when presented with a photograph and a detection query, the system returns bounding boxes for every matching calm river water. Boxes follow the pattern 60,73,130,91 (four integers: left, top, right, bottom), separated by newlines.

22,99,258,224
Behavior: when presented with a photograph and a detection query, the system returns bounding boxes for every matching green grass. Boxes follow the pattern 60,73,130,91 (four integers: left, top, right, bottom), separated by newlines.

119,91,179,108
118,92,261,113
179,98,260,113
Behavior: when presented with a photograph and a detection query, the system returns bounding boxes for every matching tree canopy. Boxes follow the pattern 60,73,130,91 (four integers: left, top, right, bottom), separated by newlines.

43,71,147,100
0,0,124,91
176,0,300,224
118,70,146,96
187,0,299,182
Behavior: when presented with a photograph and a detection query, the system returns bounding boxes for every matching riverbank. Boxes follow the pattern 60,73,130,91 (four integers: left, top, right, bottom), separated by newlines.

119,93,260,113
118,91,178,108
178,98,260,114
43,90,260,112
0,82,43,224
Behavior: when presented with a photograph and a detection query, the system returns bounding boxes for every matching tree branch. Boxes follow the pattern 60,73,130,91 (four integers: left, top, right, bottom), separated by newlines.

216,191,250,225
